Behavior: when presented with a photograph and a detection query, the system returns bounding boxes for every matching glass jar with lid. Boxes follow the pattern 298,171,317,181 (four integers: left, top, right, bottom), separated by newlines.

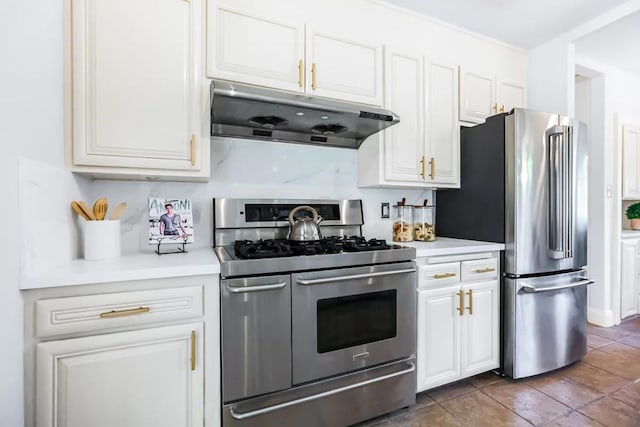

392,199,414,242
413,200,436,241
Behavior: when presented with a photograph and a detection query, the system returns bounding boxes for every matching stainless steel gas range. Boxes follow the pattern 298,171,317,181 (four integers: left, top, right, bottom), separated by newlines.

214,199,417,427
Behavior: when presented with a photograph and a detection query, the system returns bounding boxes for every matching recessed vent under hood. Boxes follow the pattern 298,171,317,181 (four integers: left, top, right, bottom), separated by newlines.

210,80,399,149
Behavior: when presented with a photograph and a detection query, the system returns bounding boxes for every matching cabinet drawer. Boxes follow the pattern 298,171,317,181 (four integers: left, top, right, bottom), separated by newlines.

35,286,203,338
461,258,498,282
419,262,460,289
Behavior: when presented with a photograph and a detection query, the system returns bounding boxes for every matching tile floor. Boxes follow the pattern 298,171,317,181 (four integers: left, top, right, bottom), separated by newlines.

356,316,640,427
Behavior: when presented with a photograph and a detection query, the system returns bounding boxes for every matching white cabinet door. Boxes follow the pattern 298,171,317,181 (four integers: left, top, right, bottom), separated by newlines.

306,28,383,106
497,80,526,113
459,68,495,124
206,4,305,92
460,280,499,377
417,285,461,392
425,61,460,186
621,240,638,319
622,125,640,199
383,49,424,182
71,0,205,173
36,323,204,427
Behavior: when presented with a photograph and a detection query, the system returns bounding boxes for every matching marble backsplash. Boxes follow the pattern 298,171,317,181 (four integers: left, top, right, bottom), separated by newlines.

86,137,434,254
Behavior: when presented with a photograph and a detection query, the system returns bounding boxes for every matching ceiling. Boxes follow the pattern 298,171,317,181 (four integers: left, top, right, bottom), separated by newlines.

381,0,631,49
381,0,640,75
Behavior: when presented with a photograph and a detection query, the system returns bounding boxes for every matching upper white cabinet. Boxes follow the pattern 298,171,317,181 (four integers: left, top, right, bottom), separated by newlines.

206,6,305,93
207,3,383,106
622,125,640,199
67,0,209,180
459,67,526,124
358,48,459,188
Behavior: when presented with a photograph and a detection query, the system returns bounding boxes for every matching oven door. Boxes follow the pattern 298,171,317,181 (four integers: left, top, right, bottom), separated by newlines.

291,261,416,384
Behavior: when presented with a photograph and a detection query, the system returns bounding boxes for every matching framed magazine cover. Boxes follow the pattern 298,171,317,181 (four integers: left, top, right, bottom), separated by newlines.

148,198,194,245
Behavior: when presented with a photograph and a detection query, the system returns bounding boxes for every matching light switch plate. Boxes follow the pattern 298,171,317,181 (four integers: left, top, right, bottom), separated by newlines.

381,203,390,218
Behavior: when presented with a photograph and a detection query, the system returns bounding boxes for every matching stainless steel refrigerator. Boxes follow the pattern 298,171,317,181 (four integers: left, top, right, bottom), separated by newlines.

437,108,593,379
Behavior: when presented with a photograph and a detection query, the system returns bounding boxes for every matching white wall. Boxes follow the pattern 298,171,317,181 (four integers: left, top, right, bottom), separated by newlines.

528,39,575,115
0,0,69,423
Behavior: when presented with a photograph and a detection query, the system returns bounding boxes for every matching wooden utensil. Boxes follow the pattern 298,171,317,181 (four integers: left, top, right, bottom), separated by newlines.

71,201,91,220
109,202,127,220
93,197,108,220
77,200,96,220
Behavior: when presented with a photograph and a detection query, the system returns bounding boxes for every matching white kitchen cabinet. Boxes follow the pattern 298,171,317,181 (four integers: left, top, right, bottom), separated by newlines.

621,239,639,319
358,48,459,188
416,253,500,392
206,3,383,106
206,5,305,93
622,125,640,199
36,323,203,427
24,276,219,427
459,67,526,124
67,0,209,180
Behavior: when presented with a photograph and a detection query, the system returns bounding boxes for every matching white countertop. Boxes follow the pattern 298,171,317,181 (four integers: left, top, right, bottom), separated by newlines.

622,230,640,239
21,248,220,290
400,237,504,258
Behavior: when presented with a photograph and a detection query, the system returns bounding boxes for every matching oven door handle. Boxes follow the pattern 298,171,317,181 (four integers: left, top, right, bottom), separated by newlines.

296,268,416,285
228,361,416,420
226,282,287,293
520,277,593,293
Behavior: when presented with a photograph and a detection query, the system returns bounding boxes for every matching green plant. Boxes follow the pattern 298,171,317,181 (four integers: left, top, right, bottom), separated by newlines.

626,202,640,219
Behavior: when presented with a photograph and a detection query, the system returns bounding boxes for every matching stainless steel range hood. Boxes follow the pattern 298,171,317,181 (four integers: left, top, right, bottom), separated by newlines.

210,79,399,149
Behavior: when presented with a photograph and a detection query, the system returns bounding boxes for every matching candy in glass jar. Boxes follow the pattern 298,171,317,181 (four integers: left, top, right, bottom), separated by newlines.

392,200,414,242
413,200,436,241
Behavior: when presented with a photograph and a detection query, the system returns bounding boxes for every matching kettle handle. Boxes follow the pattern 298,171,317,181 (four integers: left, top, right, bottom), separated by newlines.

289,205,319,224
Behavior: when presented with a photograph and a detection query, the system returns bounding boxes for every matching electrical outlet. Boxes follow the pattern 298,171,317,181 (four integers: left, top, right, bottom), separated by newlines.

381,202,390,218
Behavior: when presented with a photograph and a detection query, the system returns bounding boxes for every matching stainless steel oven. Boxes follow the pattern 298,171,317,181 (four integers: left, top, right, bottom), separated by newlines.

292,263,416,384
214,199,418,427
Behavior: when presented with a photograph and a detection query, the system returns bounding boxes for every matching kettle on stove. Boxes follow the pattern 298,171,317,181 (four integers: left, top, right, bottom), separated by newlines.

288,206,323,241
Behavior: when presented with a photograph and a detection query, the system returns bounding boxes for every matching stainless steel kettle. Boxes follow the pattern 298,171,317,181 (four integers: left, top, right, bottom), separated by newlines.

288,205,323,241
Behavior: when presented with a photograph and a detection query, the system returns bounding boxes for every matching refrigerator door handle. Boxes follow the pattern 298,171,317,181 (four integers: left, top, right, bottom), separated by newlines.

547,124,574,260
520,278,593,293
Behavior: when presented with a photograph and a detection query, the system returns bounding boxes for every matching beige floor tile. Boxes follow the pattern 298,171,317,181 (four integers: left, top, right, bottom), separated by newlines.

529,377,604,409
439,390,531,427
587,325,635,341
388,404,462,427
425,380,476,403
611,382,640,409
560,362,631,394
481,381,571,425
587,333,615,349
578,396,640,427
583,349,640,381
541,410,604,427
468,370,506,389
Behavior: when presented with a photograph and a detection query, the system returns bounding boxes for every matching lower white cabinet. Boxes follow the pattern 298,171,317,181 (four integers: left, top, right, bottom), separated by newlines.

24,275,219,427
36,323,203,427
621,239,639,319
416,254,499,392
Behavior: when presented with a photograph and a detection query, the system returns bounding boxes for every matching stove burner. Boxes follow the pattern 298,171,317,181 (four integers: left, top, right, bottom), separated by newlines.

233,236,393,259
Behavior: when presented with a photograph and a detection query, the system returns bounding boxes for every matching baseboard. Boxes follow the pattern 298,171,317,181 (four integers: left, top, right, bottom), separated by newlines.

587,307,616,327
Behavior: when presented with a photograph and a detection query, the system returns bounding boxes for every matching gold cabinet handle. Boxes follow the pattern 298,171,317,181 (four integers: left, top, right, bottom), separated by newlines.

474,267,496,273
466,289,473,315
311,62,317,90
500,104,505,113
190,330,196,371
429,157,435,180
298,59,303,88
457,291,464,316
492,103,498,114
190,134,196,166
434,272,456,279
99,306,150,319
420,156,426,180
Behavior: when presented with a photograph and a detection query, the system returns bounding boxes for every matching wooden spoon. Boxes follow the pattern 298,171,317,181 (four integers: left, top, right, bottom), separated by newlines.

71,201,91,220
93,197,108,221
77,200,96,220
109,202,127,220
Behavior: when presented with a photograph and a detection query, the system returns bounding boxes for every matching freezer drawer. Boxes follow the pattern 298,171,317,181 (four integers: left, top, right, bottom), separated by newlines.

503,270,592,379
